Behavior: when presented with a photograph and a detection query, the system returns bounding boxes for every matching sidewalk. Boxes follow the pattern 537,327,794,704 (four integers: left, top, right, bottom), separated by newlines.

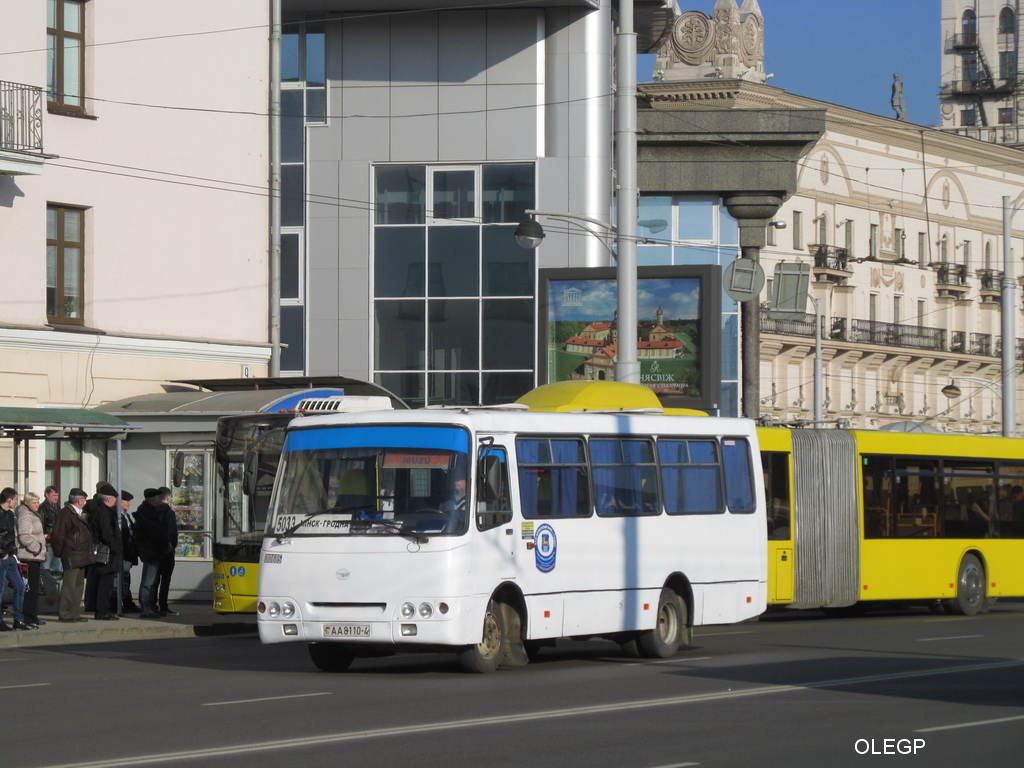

0,602,257,649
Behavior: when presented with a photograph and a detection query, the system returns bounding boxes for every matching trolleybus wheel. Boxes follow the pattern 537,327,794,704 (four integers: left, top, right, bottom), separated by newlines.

944,554,986,616
458,599,506,673
637,588,685,659
308,643,355,672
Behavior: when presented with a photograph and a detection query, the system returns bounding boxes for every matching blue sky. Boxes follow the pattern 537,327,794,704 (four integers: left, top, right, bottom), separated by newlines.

646,1,941,126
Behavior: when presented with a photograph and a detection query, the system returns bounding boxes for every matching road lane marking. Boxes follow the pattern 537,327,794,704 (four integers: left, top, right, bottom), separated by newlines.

916,713,1024,733
917,635,984,642
695,631,752,637
626,656,713,667
648,763,700,767
39,659,1024,768
202,692,332,706
0,683,50,690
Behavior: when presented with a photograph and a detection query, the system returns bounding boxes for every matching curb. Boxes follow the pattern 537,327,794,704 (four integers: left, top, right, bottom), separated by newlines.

0,621,257,649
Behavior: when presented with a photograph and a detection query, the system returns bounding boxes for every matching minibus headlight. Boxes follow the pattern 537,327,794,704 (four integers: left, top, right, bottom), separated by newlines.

282,602,296,618
401,602,416,619
267,601,281,618
418,602,433,618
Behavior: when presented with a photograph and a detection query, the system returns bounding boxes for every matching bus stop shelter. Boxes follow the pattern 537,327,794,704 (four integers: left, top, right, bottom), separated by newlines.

0,407,137,493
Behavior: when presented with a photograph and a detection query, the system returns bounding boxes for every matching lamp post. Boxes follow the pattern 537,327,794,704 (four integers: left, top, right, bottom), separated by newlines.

615,0,639,385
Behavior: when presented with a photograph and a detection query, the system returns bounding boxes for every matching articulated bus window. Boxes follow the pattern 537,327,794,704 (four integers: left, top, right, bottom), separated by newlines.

862,455,894,538
893,458,940,538
658,438,724,515
942,460,997,539
590,438,659,517
996,461,1024,538
516,437,591,518
722,438,755,513
761,451,791,539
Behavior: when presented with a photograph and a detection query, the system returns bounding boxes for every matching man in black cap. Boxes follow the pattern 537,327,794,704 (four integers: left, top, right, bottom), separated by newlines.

133,487,174,619
118,490,141,613
51,488,93,623
86,483,123,620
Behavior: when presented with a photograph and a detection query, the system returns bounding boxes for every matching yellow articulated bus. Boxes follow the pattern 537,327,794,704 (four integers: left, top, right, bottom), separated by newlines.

760,427,1024,615
517,380,1024,616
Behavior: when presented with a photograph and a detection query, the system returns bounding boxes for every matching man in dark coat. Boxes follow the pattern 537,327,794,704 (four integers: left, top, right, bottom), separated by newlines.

50,488,93,623
118,490,140,613
133,487,174,619
40,485,63,576
86,483,123,620
0,488,30,630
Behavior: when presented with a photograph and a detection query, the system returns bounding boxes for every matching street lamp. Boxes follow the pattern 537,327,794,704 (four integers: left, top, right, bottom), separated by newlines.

514,210,617,256
940,375,1016,436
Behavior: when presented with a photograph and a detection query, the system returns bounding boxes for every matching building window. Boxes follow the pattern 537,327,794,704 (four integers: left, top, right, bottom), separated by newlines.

999,51,1017,80
894,295,902,325
1000,7,1016,35
46,204,85,325
962,240,971,270
961,52,979,83
372,163,536,407
895,228,904,258
47,0,85,112
999,107,1015,124
45,439,82,495
869,224,879,259
917,300,925,328
845,219,854,253
961,109,977,127
918,231,928,266
940,235,949,263
985,241,993,269
792,211,803,250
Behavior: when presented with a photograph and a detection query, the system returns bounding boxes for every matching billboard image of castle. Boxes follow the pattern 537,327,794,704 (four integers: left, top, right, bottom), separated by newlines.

544,274,702,397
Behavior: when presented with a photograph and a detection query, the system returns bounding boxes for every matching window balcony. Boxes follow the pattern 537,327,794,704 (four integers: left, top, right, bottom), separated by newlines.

948,32,979,49
810,244,852,285
849,320,946,352
0,81,45,175
948,78,1016,95
935,263,970,298
971,332,993,356
978,269,1003,303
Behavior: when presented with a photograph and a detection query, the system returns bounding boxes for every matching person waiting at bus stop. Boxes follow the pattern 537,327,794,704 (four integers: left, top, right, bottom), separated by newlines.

51,488,92,623
133,487,175,619
0,488,30,630
86,484,123,620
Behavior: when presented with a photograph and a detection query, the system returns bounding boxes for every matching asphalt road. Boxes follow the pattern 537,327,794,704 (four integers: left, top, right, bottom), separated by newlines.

6,602,1023,768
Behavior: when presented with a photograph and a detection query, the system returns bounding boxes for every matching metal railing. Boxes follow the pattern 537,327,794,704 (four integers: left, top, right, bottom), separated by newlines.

971,332,992,356
936,263,968,286
978,269,1003,291
0,80,44,153
848,320,946,352
949,32,978,48
810,244,851,271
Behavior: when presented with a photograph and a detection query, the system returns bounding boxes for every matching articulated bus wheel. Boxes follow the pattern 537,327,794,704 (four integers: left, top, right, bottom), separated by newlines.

308,643,355,672
943,554,986,616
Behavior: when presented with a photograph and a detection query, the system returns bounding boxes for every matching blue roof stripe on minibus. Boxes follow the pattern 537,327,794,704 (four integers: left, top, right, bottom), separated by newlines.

283,425,470,453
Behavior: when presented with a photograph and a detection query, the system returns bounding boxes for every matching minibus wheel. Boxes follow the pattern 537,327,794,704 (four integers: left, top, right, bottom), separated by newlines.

458,599,506,673
308,643,355,672
944,554,986,616
637,588,685,659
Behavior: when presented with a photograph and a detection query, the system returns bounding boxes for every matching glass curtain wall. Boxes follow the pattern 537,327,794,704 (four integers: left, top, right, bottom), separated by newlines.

372,163,536,406
636,196,741,416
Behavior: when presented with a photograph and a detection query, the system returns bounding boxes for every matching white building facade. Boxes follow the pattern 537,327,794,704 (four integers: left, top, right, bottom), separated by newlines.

0,2,272,489
939,0,1024,146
